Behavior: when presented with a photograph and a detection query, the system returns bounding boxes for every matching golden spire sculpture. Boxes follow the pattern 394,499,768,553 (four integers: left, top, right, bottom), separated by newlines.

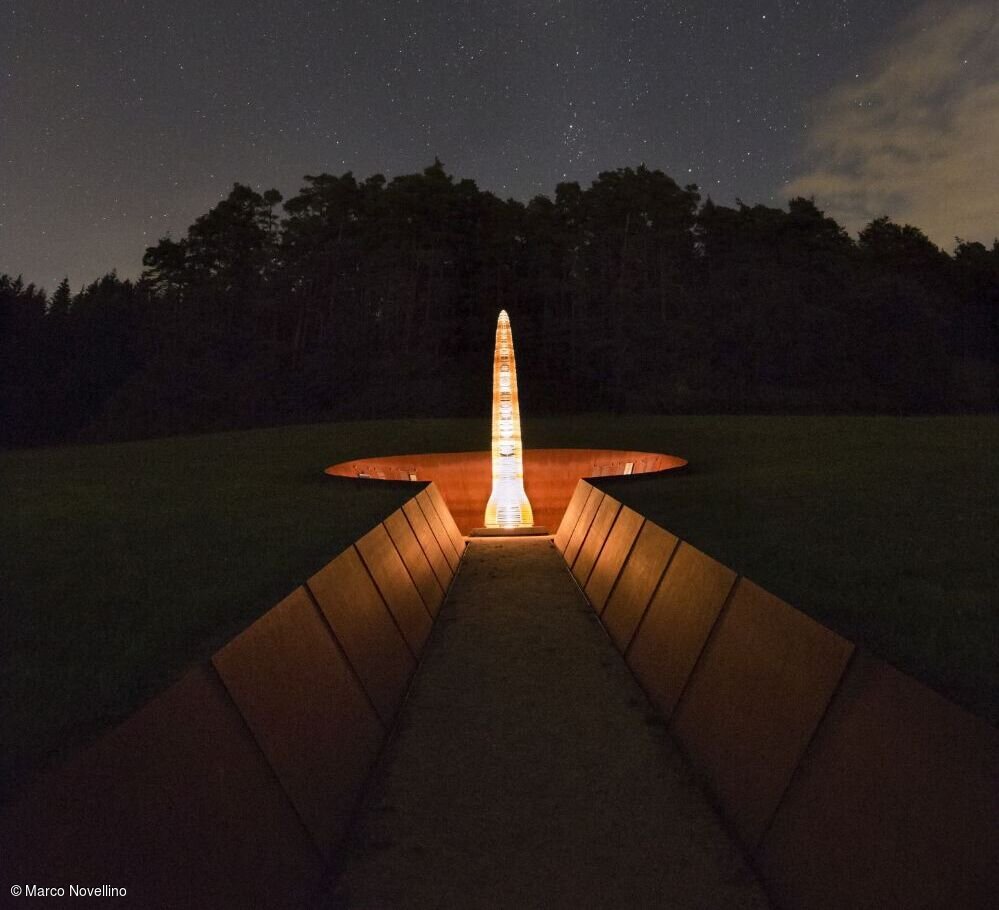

484,310,534,528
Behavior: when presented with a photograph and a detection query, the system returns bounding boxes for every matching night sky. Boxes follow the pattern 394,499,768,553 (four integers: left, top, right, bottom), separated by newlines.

2,0,997,291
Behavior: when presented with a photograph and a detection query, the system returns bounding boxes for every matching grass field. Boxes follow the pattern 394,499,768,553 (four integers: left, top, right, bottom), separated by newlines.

1,415,996,805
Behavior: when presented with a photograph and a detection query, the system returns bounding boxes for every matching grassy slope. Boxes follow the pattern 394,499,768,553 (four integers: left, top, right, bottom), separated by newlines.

0,418,484,803
1,415,996,804
578,416,997,727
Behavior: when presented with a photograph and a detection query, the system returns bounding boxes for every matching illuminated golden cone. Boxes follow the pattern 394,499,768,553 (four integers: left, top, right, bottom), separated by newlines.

484,310,534,528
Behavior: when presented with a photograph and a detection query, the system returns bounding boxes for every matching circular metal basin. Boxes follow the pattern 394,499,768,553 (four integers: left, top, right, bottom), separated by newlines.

326,448,687,534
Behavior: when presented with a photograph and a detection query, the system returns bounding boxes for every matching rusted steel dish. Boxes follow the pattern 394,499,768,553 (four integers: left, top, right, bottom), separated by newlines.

325,448,687,535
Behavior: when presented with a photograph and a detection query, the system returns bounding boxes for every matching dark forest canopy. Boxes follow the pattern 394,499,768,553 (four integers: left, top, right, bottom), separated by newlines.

1,162,996,447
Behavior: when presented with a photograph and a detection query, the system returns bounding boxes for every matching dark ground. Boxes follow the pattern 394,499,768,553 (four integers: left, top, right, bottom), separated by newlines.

1,414,995,809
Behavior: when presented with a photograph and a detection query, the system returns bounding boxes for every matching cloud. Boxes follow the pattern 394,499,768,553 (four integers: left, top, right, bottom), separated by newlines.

786,1,999,249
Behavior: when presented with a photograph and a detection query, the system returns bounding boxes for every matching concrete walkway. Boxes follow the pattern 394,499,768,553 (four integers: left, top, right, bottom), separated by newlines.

325,537,770,909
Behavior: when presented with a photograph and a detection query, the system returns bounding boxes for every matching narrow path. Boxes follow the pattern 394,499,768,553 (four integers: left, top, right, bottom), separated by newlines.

326,537,770,909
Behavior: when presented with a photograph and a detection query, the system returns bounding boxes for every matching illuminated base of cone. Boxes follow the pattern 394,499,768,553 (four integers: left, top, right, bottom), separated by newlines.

470,526,550,537
484,481,534,529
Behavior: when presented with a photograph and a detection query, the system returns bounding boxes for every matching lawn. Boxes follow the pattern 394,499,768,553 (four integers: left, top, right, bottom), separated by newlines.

584,415,997,727
1,415,995,806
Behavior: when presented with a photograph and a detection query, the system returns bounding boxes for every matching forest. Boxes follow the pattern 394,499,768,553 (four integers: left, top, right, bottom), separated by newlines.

1,161,996,448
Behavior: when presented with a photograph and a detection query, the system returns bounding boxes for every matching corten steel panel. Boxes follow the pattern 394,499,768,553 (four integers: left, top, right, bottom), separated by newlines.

384,508,445,617
671,578,854,849
601,521,679,649
757,654,999,910
403,498,453,590
554,480,593,554
425,482,466,556
417,455,491,534
356,524,434,654
0,665,323,907
326,449,687,534
327,454,491,533
523,449,686,532
307,546,416,726
563,487,605,568
571,495,622,587
213,587,384,860
624,540,727,704
416,489,461,571
584,505,645,614
0,695,197,901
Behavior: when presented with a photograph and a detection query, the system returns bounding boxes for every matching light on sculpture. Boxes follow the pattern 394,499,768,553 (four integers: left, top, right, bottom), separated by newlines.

484,310,534,529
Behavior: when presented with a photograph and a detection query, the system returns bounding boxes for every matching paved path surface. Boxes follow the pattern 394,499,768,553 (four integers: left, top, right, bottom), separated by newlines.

325,537,770,909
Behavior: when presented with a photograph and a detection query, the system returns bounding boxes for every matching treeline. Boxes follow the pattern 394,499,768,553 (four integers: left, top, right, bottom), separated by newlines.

1,162,996,447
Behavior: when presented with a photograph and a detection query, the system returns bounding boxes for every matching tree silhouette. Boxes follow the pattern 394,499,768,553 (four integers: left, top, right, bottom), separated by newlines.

0,163,995,448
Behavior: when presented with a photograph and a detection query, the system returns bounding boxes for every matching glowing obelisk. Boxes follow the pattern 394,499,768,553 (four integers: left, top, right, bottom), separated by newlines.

484,310,534,528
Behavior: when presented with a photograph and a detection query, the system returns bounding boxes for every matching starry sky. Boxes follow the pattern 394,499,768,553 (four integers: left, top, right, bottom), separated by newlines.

2,0,996,291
